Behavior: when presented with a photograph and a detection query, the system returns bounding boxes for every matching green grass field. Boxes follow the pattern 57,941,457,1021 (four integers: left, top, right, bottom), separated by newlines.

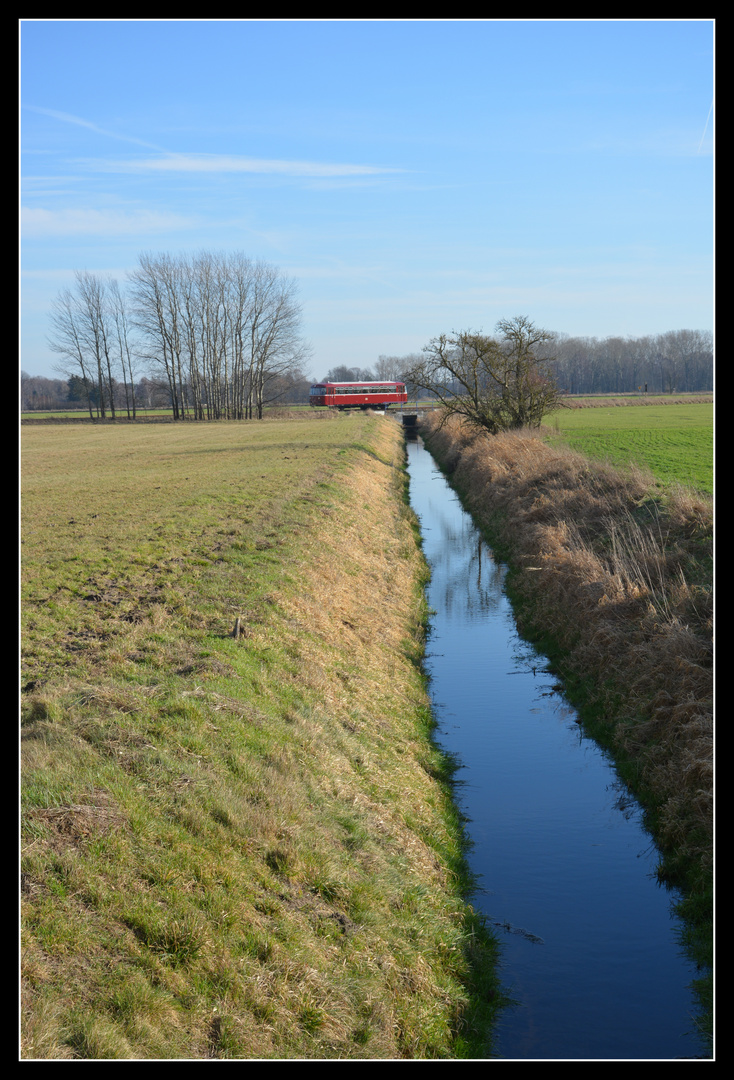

21,414,503,1059
545,402,713,494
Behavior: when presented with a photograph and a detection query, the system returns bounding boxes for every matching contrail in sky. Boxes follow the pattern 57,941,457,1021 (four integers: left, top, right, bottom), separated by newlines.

23,104,400,177
697,99,713,154
23,104,166,151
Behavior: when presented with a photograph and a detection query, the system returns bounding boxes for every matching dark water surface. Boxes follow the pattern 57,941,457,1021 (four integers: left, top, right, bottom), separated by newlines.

405,435,703,1060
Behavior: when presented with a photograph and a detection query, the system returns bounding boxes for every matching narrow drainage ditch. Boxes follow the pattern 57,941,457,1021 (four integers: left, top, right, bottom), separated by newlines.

405,433,703,1060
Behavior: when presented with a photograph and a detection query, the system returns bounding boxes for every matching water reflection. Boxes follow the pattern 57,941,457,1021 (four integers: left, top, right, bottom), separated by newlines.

431,523,506,619
405,436,702,1061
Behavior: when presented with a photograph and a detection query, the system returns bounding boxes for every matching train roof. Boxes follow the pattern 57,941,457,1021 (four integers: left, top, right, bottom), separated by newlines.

311,381,404,387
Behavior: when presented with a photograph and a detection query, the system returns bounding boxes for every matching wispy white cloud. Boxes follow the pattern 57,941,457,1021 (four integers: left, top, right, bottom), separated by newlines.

82,152,404,178
21,206,195,237
25,105,403,178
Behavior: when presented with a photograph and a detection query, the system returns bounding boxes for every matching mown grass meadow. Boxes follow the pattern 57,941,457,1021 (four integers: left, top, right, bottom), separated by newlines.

546,401,713,494
21,413,504,1059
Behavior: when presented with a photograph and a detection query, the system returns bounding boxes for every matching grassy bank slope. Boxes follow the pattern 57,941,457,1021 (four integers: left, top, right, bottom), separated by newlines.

21,414,502,1059
420,413,713,1044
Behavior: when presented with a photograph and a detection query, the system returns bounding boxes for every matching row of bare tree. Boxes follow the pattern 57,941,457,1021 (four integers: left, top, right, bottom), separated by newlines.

546,328,713,396
47,251,310,420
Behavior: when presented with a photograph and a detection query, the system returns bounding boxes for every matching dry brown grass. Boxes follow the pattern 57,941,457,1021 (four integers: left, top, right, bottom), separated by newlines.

421,413,713,882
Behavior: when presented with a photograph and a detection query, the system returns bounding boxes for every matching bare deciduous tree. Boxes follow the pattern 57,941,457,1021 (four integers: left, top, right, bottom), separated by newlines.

128,251,308,420
48,273,115,418
48,271,142,419
109,278,138,419
320,364,376,383
374,355,411,383
47,286,98,418
129,253,187,419
405,316,563,434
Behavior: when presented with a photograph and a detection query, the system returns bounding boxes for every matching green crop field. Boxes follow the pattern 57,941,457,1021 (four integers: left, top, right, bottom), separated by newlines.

545,402,713,494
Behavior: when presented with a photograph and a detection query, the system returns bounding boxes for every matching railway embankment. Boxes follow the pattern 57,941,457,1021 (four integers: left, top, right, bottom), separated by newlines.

418,412,713,1037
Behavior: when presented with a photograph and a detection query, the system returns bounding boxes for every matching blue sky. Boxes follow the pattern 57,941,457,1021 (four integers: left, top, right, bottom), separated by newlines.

20,19,714,381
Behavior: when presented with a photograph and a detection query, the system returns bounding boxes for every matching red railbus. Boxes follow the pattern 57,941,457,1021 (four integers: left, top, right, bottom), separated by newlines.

309,381,408,410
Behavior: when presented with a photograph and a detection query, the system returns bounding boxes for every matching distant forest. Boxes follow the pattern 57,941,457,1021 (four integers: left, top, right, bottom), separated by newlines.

22,326,712,413
370,328,713,398
546,328,713,396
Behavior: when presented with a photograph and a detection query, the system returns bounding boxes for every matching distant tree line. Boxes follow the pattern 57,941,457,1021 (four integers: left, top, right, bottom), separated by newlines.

320,356,410,383
32,278,713,417
545,328,713,396
20,371,313,414
43,251,311,420
20,373,72,412
355,329,712,400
